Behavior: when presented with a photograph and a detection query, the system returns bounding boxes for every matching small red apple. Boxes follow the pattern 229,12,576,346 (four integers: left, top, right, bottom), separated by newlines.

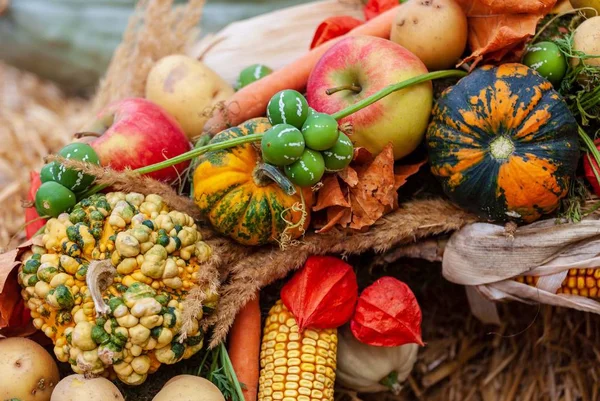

87,98,191,183
307,35,432,160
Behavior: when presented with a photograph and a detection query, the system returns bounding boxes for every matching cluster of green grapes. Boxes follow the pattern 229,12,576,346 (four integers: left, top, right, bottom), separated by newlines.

35,143,101,218
260,89,354,187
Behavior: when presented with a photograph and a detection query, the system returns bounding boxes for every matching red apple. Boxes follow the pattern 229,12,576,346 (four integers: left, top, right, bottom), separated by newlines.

306,35,432,160
87,98,191,183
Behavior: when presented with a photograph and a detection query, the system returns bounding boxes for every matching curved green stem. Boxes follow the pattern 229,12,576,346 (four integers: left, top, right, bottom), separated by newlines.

77,133,265,199
331,70,468,120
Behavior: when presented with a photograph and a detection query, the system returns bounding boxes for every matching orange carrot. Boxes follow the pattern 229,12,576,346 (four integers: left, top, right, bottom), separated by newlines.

228,292,261,401
204,6,401,134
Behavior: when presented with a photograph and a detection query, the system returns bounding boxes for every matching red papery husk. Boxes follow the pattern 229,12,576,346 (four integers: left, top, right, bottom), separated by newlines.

281,256,358,331
310,16,363,49
25,171,46,239
583,140,600,197
364,0,400,20
351,276,424,347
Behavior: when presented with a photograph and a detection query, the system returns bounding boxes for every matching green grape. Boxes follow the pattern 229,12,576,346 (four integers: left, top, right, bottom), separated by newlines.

40,162,58,183
54,143,101,192
261,124,305,166
301,112,339,151
35,182,77,218
522,41,567,86
284,149,325,187
266,89,309,129
322,132,354,172
238,64,272,88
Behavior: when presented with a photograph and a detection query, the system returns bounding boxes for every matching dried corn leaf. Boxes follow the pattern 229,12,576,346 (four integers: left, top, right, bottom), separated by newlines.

315,145,426,232
456,0,557,67
190,0,364,85
443,218,600,322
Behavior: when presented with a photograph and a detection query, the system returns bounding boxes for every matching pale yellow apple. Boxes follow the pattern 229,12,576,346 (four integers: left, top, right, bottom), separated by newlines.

146,55,235,140
572,16,600,81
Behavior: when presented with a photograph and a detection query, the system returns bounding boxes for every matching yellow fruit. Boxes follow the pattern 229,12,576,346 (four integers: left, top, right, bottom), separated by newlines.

146,55,235,140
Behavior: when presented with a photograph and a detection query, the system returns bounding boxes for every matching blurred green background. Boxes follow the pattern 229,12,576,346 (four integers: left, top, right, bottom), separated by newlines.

0,0,306,94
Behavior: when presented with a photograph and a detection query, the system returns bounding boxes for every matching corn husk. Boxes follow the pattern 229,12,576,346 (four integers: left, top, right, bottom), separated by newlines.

190,0,365,85
443,218,600,323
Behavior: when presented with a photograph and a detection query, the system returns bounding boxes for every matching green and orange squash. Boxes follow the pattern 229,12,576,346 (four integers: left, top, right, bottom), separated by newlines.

193,118,312,245
426,64,579,223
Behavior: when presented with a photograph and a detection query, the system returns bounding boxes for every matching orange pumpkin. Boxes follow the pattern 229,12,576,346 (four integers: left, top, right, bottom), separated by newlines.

192,118,312,245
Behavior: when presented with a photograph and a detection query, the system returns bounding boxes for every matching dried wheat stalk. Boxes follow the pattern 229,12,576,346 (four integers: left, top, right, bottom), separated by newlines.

92,0,205,113
0,63,87,250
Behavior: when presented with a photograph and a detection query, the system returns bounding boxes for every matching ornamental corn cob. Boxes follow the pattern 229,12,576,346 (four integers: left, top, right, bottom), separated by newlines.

516,268,600,298
258,300,337,401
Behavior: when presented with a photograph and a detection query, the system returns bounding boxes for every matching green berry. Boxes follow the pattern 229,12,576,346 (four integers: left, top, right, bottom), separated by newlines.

522,41,567,86
55,143,101,192
267,90,309,129
284,149,325,187
238,64,272,88
322,132,354,172
35,182,77,218
261,124,305,166
301,112,339,151
40,163,58,183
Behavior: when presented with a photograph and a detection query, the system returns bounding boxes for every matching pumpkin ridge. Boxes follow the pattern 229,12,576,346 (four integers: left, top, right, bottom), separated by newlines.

209,185,253,235
235,191,273,244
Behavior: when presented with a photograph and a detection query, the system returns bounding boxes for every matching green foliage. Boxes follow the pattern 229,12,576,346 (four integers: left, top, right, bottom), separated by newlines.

191,343,245,401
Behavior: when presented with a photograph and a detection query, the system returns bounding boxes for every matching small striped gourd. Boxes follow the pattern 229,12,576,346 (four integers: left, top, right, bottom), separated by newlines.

426,63,579,223
193,118,312,246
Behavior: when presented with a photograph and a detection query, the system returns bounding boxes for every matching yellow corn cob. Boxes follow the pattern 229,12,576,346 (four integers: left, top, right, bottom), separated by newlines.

516,268,600,298
258,300,337,401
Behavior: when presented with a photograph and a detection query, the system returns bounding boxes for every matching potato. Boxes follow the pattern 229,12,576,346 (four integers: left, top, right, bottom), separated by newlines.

390,0,467,71
152,375,225,401
0,337,60,401
50,374,124,401
572,16,600,70
146,55,235,140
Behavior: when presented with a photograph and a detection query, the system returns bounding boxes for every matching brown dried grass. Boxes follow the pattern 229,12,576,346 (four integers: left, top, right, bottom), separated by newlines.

334,257,600,401
0,62,87,250
92,0,205,113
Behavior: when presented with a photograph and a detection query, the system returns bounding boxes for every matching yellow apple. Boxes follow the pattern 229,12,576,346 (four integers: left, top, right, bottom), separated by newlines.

146,55,235,140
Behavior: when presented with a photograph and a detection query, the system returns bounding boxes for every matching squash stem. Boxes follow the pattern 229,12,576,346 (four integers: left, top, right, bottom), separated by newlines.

379,370,402,395
331,70,468,121
253,163,297,195
326,83,362,95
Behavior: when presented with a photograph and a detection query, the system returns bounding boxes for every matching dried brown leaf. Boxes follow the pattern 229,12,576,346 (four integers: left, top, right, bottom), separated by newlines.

315,144,425,233
456,0,557,68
